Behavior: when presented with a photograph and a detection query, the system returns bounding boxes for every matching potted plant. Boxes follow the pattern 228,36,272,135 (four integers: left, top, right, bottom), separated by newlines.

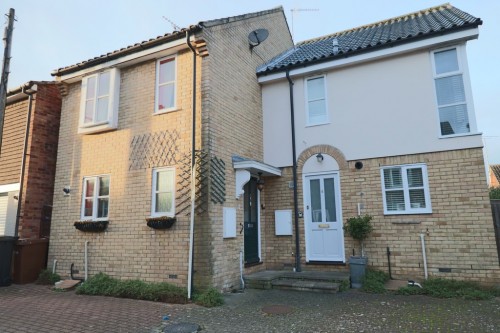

343,215,373,288
74,220,108,232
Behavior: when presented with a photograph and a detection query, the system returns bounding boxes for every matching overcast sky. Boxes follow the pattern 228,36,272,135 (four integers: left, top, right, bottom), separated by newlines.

1,0,498,165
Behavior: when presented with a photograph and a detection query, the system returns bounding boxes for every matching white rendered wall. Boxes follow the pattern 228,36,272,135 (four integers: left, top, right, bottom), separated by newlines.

262,49,482,167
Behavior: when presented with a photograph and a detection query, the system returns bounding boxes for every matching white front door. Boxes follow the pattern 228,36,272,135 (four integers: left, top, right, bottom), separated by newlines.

304,173,344,262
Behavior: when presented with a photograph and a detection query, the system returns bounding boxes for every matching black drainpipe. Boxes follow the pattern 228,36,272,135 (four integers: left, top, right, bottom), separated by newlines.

186,31,197,298
286,70,301,272
14,83,36,238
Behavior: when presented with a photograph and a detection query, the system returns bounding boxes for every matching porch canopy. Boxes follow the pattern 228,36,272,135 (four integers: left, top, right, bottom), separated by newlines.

232,155,281,198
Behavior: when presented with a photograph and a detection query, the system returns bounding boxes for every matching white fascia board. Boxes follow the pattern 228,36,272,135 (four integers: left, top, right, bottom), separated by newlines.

0,183,20,193
233,160,282,176
57,38,188,83
258,28,479,84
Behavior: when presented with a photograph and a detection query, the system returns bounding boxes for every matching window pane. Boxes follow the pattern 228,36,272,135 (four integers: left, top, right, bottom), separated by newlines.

434,49,459,74
409,189,426,209
159,58,175,84
84,100,94,123
407,168,423,187
99,176,110,196
85,179,95,197
155,193,172,213
156,171,169,192
86,76,96,99
98,72,110,97
96,97,109,122
386,190,405,211
384,168,402,189
435,75,465,106
308,100,327,124
84,199,93,217
324,178,336,222
158,84,175,110
310,179,322,222
439,104,469,135
97,198,109,218
307,77,325,101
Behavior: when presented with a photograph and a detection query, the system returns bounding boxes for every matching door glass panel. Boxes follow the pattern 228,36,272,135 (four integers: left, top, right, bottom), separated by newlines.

324,178,336,222
310,179,322,222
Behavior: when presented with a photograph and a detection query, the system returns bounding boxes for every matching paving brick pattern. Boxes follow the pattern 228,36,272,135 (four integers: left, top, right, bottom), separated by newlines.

0,284,188,333
1,284,499,333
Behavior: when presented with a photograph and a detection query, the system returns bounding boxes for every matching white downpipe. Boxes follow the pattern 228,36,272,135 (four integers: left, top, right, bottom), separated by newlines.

240,249,245,290
420,233,428,280
187,166,196,299
84,241,89,281
52,259,57,274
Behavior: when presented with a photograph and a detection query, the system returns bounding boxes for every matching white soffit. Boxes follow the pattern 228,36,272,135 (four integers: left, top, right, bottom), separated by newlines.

233,160,281,176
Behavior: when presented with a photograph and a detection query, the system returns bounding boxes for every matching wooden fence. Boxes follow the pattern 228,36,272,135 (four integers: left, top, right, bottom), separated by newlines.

491,200,500,263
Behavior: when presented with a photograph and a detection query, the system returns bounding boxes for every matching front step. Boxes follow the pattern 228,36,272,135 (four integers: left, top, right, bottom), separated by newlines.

244,270,349,293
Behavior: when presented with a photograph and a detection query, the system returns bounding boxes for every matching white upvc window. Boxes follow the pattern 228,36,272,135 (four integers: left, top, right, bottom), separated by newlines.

431,46,475,137
381,164,432,215
305,75,328,126
155,56,177,113
79,68,120,134
81,175,110,220
151,167,175,217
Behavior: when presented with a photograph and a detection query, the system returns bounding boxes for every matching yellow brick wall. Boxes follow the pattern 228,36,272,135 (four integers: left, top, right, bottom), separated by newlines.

262,147,500,284
196,9,293,290
49,49,201,286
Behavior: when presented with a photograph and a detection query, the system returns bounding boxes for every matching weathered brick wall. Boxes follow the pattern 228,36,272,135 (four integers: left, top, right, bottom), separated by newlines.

19,84,61,239
197,9,294,290
264,147,500,283
49,49,201,286
0,98,27,185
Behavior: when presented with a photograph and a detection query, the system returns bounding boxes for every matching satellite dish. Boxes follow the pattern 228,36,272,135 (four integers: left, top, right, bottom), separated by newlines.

248,29,269,49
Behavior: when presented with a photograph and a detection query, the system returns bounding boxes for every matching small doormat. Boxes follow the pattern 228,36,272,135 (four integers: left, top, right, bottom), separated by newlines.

261,304,294,315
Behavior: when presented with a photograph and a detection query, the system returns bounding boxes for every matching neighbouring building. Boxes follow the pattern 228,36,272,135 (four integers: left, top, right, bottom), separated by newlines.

0,82,61,283
489,164,500,187
48,7,293,290
257,4,499,283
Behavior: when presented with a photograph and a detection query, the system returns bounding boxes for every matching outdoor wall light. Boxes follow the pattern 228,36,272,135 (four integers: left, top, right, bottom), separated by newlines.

257,172,265,191
316,153,324,163
63,186,71,195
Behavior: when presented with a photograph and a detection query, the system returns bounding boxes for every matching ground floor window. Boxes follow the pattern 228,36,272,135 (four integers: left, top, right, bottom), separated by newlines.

151,167,175,217
81,175,110,220
381,164,431,214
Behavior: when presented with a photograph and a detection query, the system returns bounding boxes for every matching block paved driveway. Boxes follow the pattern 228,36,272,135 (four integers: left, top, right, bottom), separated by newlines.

1,284,500,332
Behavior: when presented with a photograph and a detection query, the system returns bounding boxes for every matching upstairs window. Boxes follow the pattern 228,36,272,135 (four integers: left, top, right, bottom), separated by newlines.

151,167,175,217
81,175,110,220
79,68,120,134
155,56,176,113
305,75,328,125
381,164,431,215
432,47,470,136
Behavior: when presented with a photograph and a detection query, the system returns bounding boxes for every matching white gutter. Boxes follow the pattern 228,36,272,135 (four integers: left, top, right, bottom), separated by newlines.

420,233,428,280
258,28,479,84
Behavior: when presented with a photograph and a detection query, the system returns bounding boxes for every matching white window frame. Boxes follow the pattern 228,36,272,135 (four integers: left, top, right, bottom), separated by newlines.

430,45,477,138
151,167,175,217
380,164,432,215
305,74,329,126
81,175,110,221
155,55,177,114
78,68,120,134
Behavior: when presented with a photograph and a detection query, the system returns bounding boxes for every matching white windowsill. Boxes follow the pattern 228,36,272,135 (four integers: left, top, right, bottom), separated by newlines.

438,131,482,139
149,213,175,218
153,108,182,116
305,121,331,128
78,121,117,134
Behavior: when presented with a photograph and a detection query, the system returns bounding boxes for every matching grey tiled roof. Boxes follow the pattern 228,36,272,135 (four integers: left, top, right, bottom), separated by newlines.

258,3,481,75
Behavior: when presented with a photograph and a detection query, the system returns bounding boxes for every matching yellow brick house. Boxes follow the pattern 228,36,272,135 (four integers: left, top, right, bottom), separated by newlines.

48,7,293,293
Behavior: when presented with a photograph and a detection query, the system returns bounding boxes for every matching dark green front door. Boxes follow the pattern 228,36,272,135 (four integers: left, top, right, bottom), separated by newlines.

244,177,259,264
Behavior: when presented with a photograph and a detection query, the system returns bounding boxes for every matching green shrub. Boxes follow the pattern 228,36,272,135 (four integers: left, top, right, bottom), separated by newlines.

193,287,224,307
76,272,187,304
35,269,61,285
343,215,373,257
396,278,498,300
490,187,500,199
361,269,389,293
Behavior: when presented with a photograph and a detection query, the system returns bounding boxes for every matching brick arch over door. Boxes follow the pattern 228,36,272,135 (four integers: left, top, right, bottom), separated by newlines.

297,145,348,172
